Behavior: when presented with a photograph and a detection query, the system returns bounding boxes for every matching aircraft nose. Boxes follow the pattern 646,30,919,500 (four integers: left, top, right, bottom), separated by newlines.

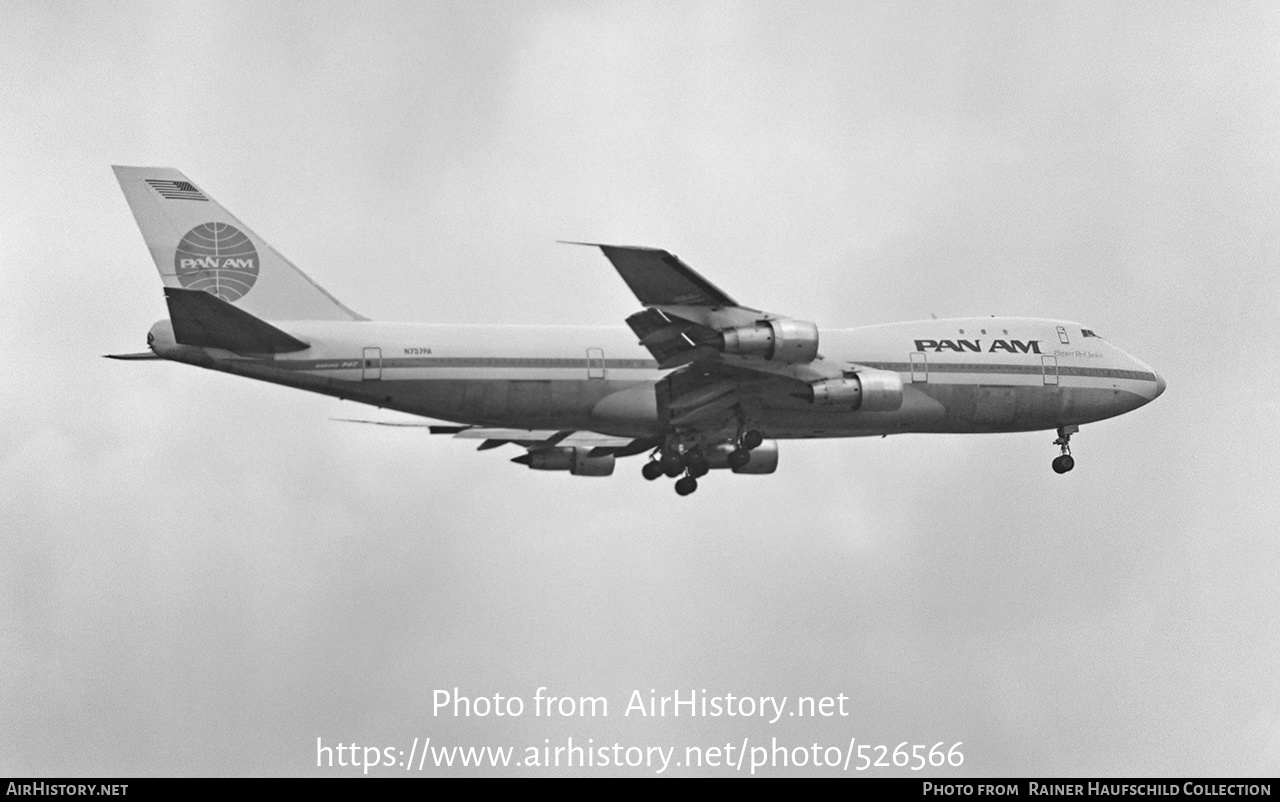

1153,372,1166,399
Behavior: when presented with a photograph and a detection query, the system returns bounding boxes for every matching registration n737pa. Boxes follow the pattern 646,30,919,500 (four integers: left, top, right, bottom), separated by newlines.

111,167,1165,496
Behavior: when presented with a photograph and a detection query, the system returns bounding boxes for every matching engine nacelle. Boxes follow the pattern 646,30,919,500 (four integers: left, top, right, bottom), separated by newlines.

715,318,819,363
523,447,616,476
704,440,779,474
806,370,904,411
733,439,778,474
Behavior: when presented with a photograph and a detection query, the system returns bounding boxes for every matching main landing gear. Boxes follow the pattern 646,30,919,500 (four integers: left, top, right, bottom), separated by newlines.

641,429,766,496
727,429,763,469
641,448,700,494
1052,425,1078,474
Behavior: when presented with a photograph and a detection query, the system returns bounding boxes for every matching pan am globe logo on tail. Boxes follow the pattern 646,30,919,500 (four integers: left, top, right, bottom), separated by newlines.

174,222,260,302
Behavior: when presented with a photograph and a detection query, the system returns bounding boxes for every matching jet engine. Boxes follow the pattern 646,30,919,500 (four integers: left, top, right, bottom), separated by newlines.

517,448,615,476
804,370,903,411
702,440,779,474
713,318,819,363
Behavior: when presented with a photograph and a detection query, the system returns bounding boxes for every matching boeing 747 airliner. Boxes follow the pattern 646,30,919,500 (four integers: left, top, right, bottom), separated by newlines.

110,167,1165,495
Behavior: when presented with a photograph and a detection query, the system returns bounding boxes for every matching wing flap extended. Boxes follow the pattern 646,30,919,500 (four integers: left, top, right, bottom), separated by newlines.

624,307,724,367
449,428,635,449
658,360,814,429
334,419,636,450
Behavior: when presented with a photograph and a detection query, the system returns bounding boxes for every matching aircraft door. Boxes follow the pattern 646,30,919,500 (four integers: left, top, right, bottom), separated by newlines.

910,351,928,383
1042,355,1059,386
587,347,606,380
363,347,382,381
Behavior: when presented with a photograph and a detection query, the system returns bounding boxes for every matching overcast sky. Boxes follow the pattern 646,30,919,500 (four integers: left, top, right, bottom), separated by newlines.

2,0,1278,777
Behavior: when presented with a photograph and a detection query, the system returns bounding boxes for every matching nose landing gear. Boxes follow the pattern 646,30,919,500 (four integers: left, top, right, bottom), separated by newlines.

1052,425,1078,474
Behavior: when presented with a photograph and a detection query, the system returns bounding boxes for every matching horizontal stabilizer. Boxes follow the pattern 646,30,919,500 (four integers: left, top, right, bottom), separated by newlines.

332,418,434,429
164,287,310,354
103,352,162,360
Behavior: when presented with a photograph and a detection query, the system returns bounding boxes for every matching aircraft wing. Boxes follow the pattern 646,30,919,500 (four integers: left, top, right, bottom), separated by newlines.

571,243,839,429
563,243,740,307
571,242,833,372
569,242,794,366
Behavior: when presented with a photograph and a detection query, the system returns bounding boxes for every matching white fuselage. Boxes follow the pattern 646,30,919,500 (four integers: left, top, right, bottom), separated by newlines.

147,316,1164,440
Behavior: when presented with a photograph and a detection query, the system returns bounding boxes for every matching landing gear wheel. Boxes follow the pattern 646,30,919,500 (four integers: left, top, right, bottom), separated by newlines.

684,448,710,478
727,448,751,469
742,429,764,450
641,461,664,481
1051,425,1078,475
660,450,685,478
674,476,698,496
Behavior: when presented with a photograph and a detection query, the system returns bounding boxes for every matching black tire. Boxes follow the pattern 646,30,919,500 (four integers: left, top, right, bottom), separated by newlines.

685,449,709,477
642,461,664,481
675,476,698,496
661,450,685,477
1052,455,1075,474
727,448,750,469
742,430,764,450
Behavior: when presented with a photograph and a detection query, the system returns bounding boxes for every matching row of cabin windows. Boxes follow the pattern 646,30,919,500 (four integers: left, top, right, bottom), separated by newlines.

954,327,1101,343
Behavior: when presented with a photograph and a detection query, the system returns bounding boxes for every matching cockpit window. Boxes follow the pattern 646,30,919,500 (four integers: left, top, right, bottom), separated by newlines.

1082,329,1099,338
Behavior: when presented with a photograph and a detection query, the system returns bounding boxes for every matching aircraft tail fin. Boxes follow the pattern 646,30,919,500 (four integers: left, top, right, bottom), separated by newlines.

112,166,365,321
